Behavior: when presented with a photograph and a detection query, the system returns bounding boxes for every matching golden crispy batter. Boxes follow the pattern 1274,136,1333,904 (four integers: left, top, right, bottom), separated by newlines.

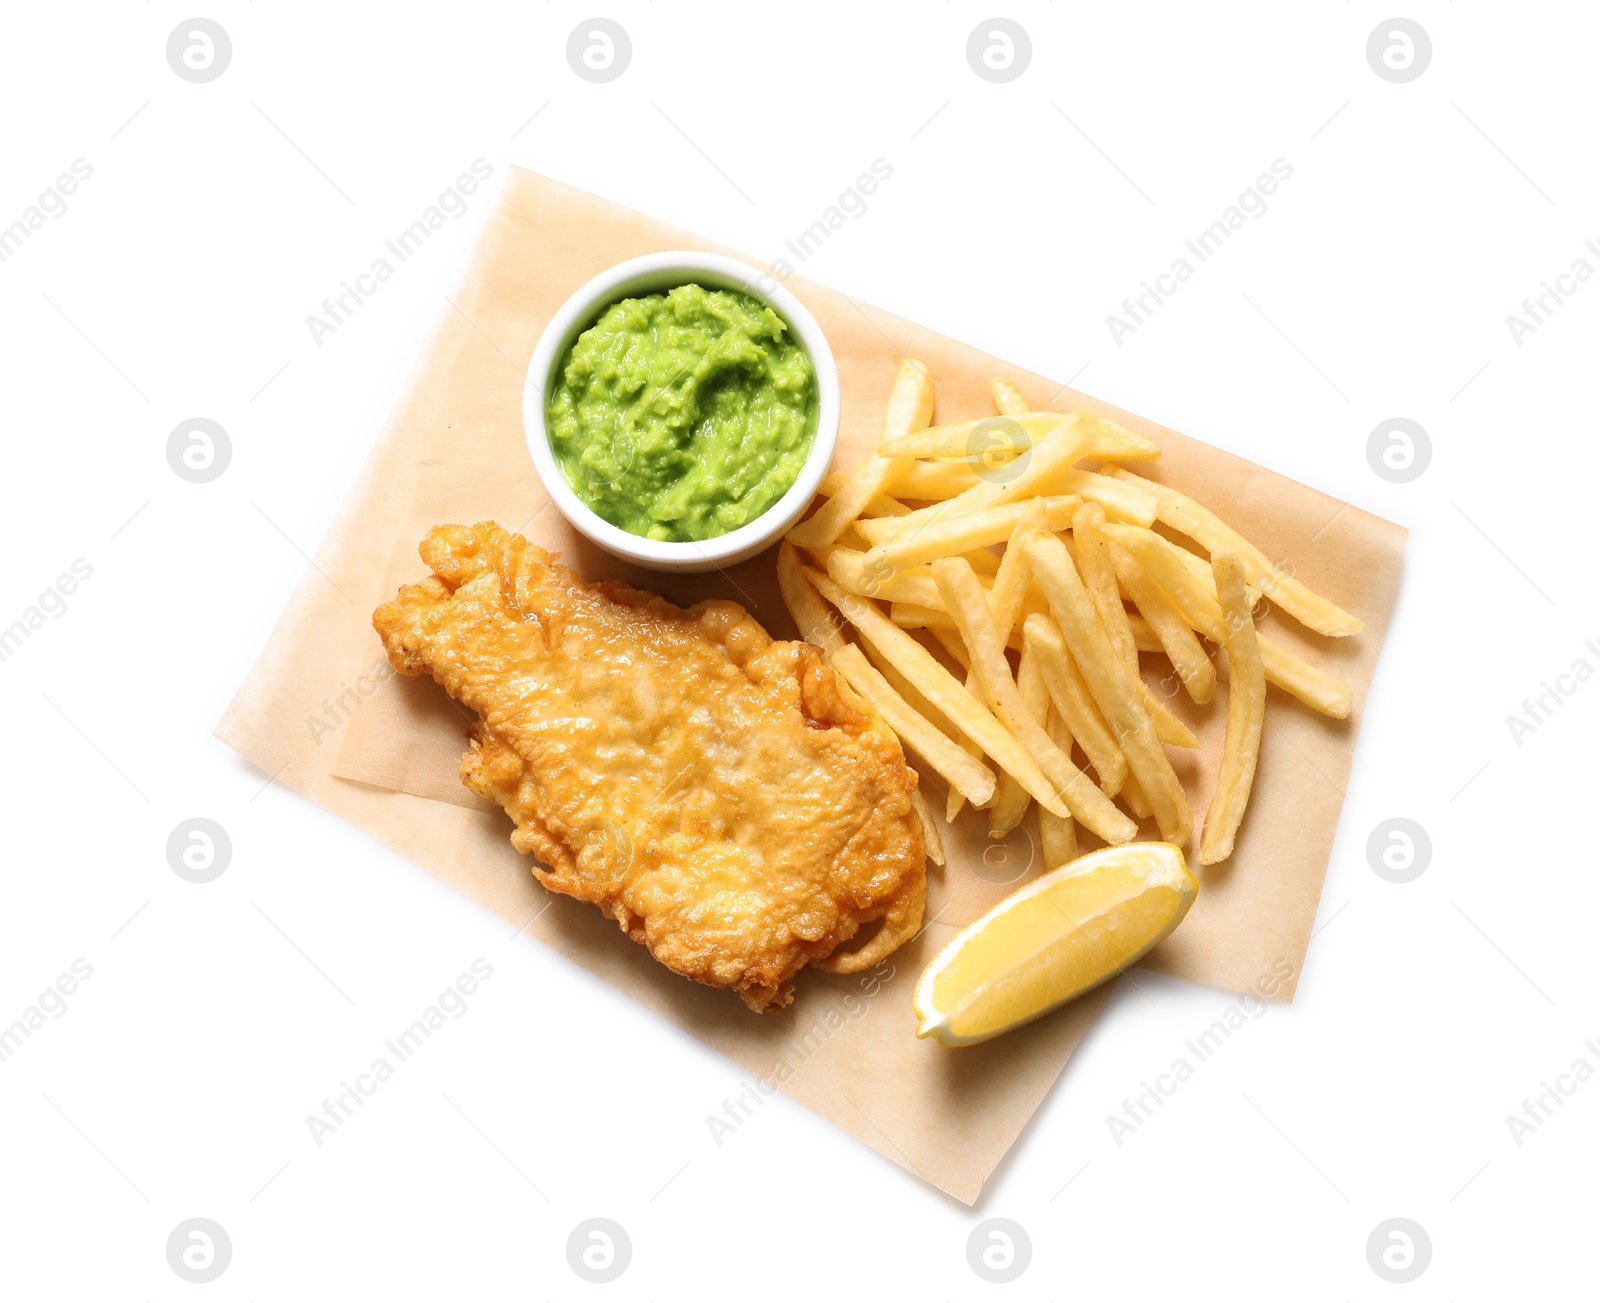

374,523,925,1011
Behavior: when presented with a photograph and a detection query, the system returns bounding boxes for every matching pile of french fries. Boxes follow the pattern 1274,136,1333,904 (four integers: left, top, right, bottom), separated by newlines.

779,359,1361,870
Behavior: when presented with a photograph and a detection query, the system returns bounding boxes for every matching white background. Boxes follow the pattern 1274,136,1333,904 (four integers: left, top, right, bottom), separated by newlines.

2,2,1595,1298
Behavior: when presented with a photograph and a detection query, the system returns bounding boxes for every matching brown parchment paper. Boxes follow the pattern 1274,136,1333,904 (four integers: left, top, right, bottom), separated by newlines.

217,166,1404,1205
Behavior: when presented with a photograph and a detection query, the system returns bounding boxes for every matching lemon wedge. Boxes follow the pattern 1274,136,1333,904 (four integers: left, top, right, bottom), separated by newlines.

914,843,1197,1047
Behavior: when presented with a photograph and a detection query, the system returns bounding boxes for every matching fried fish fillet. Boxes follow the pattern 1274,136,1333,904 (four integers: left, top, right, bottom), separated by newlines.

374,523,926,1011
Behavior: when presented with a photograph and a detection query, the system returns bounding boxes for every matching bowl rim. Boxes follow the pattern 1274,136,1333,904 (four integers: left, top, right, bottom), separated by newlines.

522,250,840,572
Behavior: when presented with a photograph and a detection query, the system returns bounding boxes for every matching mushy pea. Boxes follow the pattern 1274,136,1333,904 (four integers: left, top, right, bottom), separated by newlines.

547,283,818,542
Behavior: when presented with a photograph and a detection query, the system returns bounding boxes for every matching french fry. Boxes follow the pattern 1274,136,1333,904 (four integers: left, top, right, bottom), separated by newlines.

787,358,932,547
952,667,988,821
797,542,847,580
861,636,955,735
858,495,1081,571
987,636,1048,837
930,625,970,671
879,411,1072,459
883,415,1091,532
985,428,1088,857
828,549,995,608
979,385,1158,528
991,377,1030,417
819,470,921,509
859,636,986,824
1024,531,1193,846
824,467,910,497
835,522,873,554
891,601,955,629
828,536,1001,577
909,786,945,866
860,638,937,719
1198,553,1266,865
1159,531,1262,610
1135,670,1199,750
1107,467,1362,637
891,587,1052,642
861,493,911,517
1023,614,1128,798
946,723,987,820
828,550,940,607
1136,681,1200,750
830,461,1157,525
804,567,1071,817
1133,525,1262,611
1128,613,1163,654
925,622,988,821
1119,772,1154,820
957,547,1002,577
1110,540,1216,704
1052,470,1159,527
932,558,1137,845
1072,502,1139,680
801,566,954,742
890,602,1028,651
985,776,1029,836
880,411,1161,462
1103,524,1354,719
777,541,845,654
1038,708,1079,869
795,355,1377,901
831,643,998,812
1083,413,1164,464
949,510,1039,821
855,497,1039,547
855,494,1072,546
986,498,1046,645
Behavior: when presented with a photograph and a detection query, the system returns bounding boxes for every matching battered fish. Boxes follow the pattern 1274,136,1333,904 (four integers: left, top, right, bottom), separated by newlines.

374,523,926,1012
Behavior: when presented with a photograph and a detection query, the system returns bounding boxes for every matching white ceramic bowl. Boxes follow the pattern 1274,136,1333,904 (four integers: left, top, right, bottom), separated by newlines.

523,251,839,573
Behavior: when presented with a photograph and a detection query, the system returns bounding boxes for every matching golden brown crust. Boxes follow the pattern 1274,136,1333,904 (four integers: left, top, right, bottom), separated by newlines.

374,522,925,1012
